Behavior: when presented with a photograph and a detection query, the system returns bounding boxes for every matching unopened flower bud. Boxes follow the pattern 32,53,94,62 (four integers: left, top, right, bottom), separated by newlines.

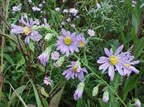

55,7,60,12
96,3,101,9
53,56,65,67
44,33,53,41
92,84,99,96
134,99,141,107
73,82,85,100
102,90,109,103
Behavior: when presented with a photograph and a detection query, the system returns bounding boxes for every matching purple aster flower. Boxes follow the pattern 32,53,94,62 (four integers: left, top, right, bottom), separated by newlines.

69,8,78,16
62,61,87,81
56,29,79,57
32,6,41,11
38,47,51,66
37,51,49,66
43,76,53,86
11,16,42,44
122,53,139,76
37,52,49,66
87,29,95,37
73,82,85,100
97,45,126,80
51,51,60,60
12,5,21,12
76,34,86,48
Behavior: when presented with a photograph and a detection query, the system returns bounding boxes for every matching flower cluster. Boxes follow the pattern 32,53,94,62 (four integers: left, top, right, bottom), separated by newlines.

56,29,86,56
97,45,139,80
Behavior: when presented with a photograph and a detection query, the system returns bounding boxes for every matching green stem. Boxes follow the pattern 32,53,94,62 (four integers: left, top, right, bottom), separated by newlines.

0,0,10,101
8,83,27,107
84,62,127,106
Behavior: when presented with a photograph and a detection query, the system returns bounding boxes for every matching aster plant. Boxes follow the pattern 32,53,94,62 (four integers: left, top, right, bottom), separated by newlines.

11,16,42,44
4,0,144,107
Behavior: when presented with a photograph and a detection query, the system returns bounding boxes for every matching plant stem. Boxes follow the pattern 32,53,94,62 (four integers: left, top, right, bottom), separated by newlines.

83,62,127,106
0,0,10,101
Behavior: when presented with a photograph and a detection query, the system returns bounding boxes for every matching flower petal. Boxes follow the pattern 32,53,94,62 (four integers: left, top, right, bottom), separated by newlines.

104,48,112,56
108,65,115,81
129,66,139,74
116,65,125,76
115,45,124,55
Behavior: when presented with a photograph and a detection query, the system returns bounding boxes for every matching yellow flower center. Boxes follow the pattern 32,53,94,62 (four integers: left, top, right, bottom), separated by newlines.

72,66,78,72
23,27,31,36
109,55,118,65
125,64,130,67
79,41,85,47
63,37,72,45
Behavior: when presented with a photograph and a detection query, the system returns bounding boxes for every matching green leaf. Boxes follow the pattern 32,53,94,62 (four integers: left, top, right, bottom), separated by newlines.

40,96,49,107
29,41,35,52
8,84,27,107
76,99,85,107
27,104,36,107
40,87,49,98
16,56,25,70
98,99,109,107
10,85,27,101
133,37,144,58
4,54,14,64
49,86,65,107
30,79,43,107
0,91,8,107
121,75,139,101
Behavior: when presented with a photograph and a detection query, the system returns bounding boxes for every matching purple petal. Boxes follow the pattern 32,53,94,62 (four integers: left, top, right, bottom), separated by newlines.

30,31,42,41
129,66,139,74
108,65,115,81
61,28,67,36
25,36,30,44
97,59,108,64
82,68,87,73
124,69,131,76
99,63,109,71
130,60,139,65
11,24,24,34
104,48,112,56
115,45,124,55
78,72,84,81
69,46,75,53
116,65,125,76
19,16,29,26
